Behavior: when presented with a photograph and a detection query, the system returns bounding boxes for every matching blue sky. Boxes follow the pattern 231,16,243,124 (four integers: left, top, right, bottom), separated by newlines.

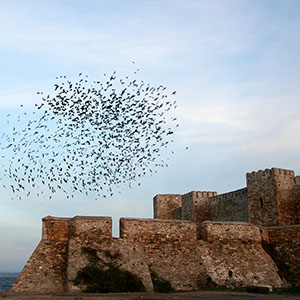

1,0,300,272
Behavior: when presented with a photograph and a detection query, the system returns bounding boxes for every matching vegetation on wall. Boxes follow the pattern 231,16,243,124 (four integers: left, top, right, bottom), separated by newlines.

74,265,146,293
75,246,145,293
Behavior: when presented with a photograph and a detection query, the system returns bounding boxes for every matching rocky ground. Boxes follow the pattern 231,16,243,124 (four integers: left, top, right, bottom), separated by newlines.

1,291,300,300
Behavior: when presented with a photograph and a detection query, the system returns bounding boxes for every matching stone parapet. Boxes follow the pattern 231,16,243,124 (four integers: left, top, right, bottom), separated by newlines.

201,221,262,243
120,217,197,244
70,216,112,240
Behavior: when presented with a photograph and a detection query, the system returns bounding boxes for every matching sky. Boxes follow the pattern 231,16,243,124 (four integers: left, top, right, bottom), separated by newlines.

1,0,300,272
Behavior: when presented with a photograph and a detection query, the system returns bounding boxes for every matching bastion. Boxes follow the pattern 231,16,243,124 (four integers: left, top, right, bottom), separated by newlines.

10,167,300,292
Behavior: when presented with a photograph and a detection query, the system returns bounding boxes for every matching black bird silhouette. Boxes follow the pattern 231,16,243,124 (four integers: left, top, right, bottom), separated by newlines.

1,70,178,200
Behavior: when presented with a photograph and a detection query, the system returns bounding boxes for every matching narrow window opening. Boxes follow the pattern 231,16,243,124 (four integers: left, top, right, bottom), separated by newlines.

260,197,264,208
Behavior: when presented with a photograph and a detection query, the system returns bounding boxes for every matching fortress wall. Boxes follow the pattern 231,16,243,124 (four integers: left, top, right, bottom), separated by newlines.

66,232,153,292
264,225,300,286
200,221,284,288
119,218,284,290
70,216,112,240
208,188,248,222
120,217,197,244
11,216,287,293
181,191,217,223
11,216,71,293
153,194,182,219
141,241,210,291
120,218,209,290
181,192,195,221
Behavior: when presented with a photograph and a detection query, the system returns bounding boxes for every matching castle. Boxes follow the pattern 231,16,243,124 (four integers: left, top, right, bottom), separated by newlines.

11,167,300,293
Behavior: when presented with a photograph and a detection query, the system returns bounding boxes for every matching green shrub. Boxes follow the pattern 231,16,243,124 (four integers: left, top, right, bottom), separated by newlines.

74,265,145,293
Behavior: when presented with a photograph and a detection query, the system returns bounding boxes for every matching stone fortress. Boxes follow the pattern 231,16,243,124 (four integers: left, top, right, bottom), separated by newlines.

11,167,300,293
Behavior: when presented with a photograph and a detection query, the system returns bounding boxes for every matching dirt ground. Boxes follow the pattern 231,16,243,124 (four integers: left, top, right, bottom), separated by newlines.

1,291,300,300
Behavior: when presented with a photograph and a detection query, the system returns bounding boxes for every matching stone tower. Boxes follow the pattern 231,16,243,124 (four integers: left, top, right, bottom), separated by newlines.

247,167,300,226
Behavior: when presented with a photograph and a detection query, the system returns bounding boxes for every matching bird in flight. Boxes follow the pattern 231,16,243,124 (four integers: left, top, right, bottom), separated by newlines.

1,70,178,200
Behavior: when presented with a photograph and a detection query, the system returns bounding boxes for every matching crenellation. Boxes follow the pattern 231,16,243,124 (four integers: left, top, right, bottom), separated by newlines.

70,216,112,240
208,188,248,222
294,175,300,185
181,190,217,226
42,216,70,242
120,217,197,244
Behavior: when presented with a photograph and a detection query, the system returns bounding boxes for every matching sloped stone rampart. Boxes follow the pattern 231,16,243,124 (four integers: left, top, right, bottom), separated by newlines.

67,238,153,292
120,218,209,290
11,217,286,293
10,216,70,293
264,225,300,286
200,221,283,288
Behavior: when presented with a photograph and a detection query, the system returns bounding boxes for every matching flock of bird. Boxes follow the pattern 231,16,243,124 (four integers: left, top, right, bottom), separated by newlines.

1,70,178,200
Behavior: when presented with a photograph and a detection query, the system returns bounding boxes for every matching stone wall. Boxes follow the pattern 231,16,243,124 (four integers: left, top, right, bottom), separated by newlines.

208,188,248,222
11,216,70,293
274,169,300,226
11,167,300,293
154,168,300,228
153,194,182,219
264,225,300,286
66,216,153,292
11,216,287,293
120,217,208,290
293,177,300,224
120,217,197,244
200,221,284,288
69,216,112,240
181,191,217,223
247,168,281,226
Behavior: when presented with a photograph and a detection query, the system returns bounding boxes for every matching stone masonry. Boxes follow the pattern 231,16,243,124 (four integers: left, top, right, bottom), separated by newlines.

10,167,300,293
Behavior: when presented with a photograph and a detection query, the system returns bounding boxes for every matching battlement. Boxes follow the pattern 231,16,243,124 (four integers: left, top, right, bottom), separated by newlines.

209,188,248,222
246,167,295,180
295,176,300,185
120,217,197,244
209,188,247,202
181,191,217,224
153,167,300,227
201,221,261,243
70,216,112,240
42,216,70,242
